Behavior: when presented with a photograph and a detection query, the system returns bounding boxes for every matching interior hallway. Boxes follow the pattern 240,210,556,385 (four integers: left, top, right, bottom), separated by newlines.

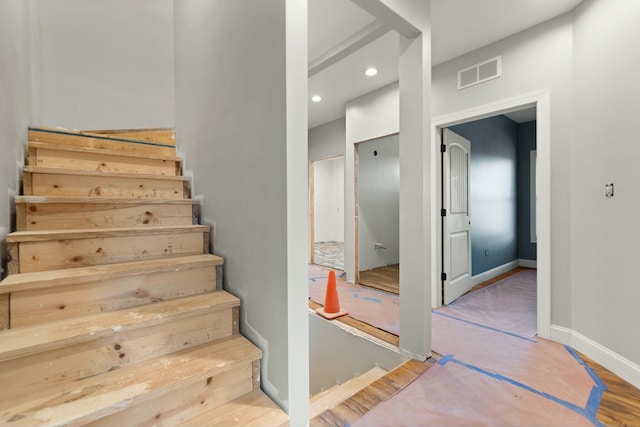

310,268,640,426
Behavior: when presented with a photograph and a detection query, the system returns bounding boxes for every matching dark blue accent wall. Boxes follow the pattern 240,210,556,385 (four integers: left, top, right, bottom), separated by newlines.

517,121,537,261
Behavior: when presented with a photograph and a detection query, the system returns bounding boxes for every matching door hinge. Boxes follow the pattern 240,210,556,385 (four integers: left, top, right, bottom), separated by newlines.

440,144,446,153
441,272,447,281
441,209,446,217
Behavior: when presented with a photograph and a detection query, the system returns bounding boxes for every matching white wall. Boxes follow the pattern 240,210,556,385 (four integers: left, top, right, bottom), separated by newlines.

571,0,640,366
33,0,175,129
174,0,308,422
314,157,344,243
357,134,400,271
0,0,31,278
309,117,345,161
432,13,574,328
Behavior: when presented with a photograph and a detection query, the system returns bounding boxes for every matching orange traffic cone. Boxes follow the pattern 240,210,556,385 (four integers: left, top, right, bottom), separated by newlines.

316,270,349,319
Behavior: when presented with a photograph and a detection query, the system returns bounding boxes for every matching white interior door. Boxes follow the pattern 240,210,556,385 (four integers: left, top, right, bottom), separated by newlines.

443,128,472,304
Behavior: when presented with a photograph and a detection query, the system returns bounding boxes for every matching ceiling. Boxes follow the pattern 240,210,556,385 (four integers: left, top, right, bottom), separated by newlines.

308,0,584,129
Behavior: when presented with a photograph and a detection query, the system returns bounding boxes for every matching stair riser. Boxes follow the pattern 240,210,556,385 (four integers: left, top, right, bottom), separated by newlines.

82,129,176,146
9,265,221,327
30,130,176,157
86,363,255,427
29,146,179,176
0,310,236,402
17,202,195,231
23,172,187,199
9,231,208,273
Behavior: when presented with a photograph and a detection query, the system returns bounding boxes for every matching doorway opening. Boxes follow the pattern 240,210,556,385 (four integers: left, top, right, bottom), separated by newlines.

309,155,345,271
432,89,551,339
355,133,400,296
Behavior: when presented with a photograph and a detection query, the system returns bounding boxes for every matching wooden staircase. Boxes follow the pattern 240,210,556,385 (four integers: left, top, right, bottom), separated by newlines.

0,127,289,426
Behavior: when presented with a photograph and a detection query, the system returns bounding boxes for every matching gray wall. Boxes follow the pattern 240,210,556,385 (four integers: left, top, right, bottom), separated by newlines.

517,121,537,261
0,0,31,278
309,117,345,161
572,0,640,365
433,13,574,328
174,0,308,421
449,116,519,275
33,0,175,129
309,313,401,395
358,134,400,271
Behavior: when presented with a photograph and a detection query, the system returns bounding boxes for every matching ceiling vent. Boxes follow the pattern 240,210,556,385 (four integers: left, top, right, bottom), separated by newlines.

457,56,502,90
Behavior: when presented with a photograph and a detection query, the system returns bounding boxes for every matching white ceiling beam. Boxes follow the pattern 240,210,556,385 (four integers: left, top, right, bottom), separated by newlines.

349,0,422,38
308,20,390,77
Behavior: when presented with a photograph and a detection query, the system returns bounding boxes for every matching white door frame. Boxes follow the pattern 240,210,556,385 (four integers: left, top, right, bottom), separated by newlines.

430,89,551,340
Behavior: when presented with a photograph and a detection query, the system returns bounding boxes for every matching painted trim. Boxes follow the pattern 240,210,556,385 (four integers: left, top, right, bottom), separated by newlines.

431,89,551,340
550,325,640,390
470,260,520,286
519,259,537,268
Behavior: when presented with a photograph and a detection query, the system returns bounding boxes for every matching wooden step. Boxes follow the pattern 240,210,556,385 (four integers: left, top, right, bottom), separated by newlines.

28,142,180,176
179,389,289,427
22,166,188,199
0,254,223,328
81,128,176,146
309,366,388,419
16,196,196,231
29,127,176,157
1,336,260,427
6,225,209,274
0,292,240,402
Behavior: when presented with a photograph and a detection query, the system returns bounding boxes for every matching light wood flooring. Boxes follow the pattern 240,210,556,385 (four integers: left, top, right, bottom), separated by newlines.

358,264,399,295
310,268,640,426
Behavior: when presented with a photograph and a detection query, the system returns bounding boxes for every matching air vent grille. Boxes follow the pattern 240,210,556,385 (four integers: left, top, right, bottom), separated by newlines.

457,56,502,90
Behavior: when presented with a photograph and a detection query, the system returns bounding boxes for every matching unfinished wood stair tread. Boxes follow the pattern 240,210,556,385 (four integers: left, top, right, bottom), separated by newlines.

179,389,289,427
16,196,196,205
0,254,223,294
309,366,388,419
29,141,181,162
29,127,176,157
23,166,187,181
0,291,239,362
7,224,209,243
1,336,260,427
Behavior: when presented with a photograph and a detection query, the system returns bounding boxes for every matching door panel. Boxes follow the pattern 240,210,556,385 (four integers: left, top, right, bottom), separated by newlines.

443,129,472,304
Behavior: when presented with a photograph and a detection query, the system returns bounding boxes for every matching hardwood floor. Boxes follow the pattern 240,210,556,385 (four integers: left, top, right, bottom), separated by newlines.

358,264,399,295
579,351,640,426
310,267,640,426
308,300,399,346
310,359,432,427
464,266,532,295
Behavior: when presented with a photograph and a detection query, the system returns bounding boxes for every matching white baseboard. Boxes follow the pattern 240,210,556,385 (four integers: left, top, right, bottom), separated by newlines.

470,260,519,286
549,324,572,345
550,325,640,390
519,259,537,268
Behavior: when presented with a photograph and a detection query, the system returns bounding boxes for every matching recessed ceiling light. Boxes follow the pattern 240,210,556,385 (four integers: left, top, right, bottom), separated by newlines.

364,67,378,77
311,95,322,102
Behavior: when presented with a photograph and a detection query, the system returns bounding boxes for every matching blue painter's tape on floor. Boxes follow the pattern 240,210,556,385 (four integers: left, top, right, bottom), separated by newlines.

432,310,537,343
362,297,382,303
564,345,607,421
440,355,605,427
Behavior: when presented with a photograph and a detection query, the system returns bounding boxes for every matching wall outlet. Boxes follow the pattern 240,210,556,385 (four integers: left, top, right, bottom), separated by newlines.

484,250,489,256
